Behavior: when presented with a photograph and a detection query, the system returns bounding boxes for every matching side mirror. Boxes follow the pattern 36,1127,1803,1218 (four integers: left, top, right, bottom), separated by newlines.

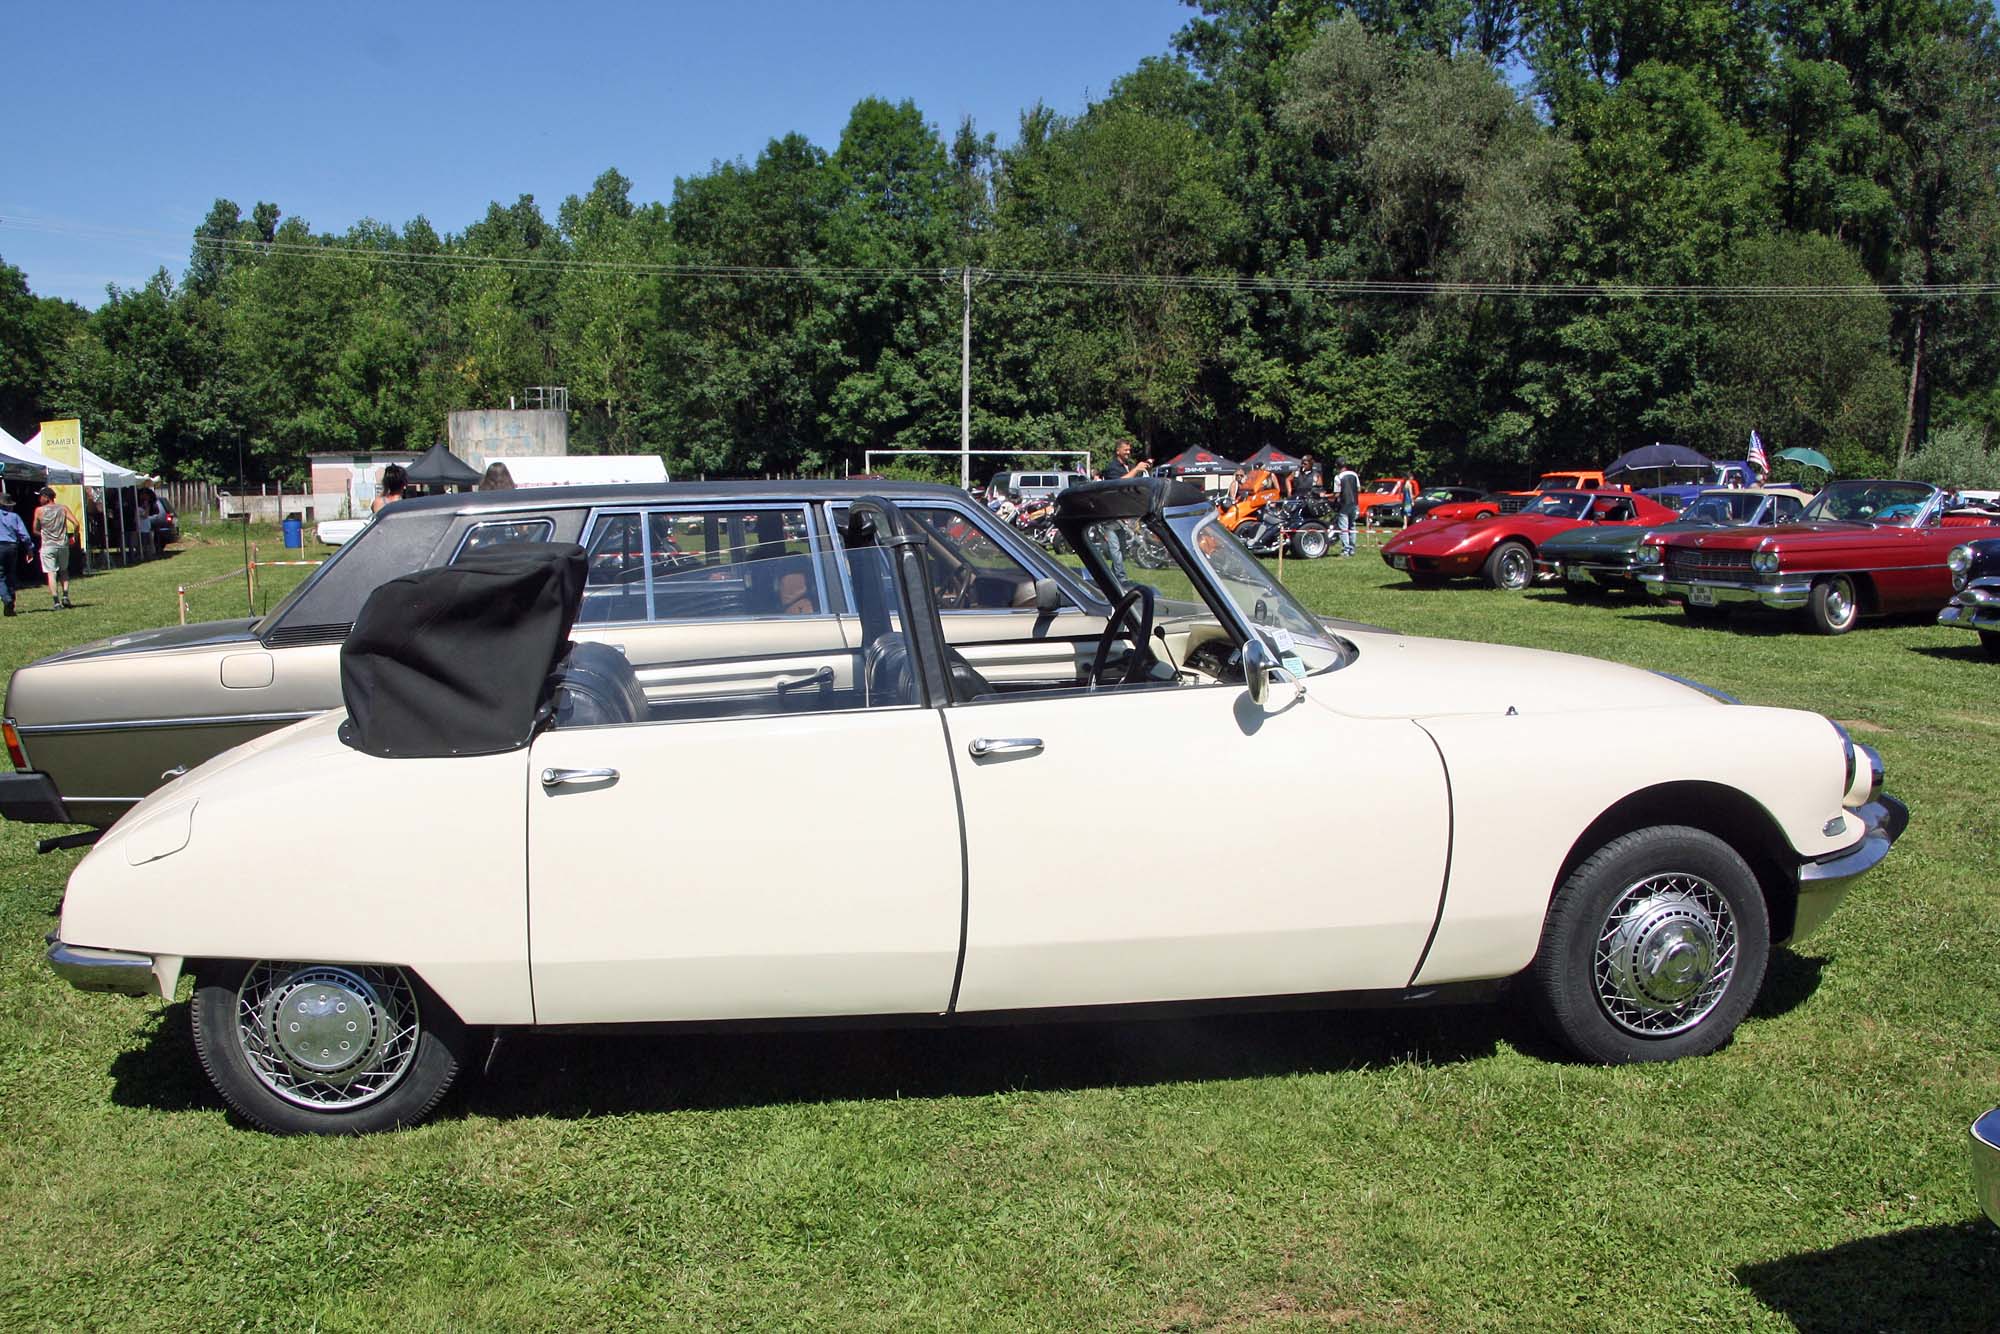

1242,639,1305,710
1033,577,1063,612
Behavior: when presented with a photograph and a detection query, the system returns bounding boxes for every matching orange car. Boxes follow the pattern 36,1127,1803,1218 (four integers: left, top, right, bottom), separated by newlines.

1220,468,1284,531
1492,470,1619,514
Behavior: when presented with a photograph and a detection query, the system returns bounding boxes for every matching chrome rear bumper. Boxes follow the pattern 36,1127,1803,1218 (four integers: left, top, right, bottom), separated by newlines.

1938,583,2000,633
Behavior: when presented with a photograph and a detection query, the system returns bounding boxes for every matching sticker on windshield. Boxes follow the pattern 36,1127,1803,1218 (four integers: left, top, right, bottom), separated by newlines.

1269,627,1297,652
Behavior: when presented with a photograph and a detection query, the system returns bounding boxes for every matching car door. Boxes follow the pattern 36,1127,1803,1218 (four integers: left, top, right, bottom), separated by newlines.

940,681,1451,1012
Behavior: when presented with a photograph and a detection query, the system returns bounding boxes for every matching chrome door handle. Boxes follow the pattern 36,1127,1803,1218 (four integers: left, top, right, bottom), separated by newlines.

968,737,1043,759
774,665,836,694
160,764,188,781
541,767,620,787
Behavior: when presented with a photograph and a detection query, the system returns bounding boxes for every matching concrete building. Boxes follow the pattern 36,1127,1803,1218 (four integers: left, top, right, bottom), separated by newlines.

448,409,567,474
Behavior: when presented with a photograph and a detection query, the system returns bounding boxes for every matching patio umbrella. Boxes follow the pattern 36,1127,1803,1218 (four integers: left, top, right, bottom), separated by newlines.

403,441,483,488
1775,447,1832,476
1241,444,1301,474
1603,442,1712,479
1157,446,1239,476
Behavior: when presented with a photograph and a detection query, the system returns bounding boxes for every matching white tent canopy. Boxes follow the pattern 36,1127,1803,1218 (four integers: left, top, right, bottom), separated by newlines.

0,427,80,485
485,455,669,487
81,445,142,489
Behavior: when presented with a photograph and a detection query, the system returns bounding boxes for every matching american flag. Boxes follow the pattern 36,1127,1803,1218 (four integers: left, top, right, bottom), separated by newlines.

1747,430,1768,478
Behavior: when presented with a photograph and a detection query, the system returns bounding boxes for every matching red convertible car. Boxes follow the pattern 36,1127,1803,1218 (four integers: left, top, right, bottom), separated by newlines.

1638,479,2000,633
1381,490,1680,589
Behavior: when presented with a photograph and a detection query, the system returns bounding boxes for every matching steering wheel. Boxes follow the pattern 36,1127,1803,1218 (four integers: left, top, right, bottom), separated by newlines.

1088,584,1156,689
941,563,977,608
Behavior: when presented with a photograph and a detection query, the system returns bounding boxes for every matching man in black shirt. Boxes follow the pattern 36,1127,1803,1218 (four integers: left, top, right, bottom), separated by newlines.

1290,452,1324,499
1095,439,1151,585
1099,439,1151,482
1332,458,1361,556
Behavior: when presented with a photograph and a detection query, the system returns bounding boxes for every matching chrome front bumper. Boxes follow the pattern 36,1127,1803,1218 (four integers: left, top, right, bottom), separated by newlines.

1937,583,2000,633
1541,558,1638,586
1972,1107,2000,1227
1641,571,1813,609
1790,794,1909,942
46,936,161,997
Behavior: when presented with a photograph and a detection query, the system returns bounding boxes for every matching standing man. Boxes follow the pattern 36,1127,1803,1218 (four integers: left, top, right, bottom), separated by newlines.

0,494,29,616
32,486,78,609
1291,452,1323,499
1096,439,1151,585
1332,458,1361,557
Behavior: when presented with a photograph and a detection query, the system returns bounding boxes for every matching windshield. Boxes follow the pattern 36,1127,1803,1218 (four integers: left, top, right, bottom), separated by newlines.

1520,492,1594,518
1164,511,1347,674
1801,481,1934,527
1538,474,1585,491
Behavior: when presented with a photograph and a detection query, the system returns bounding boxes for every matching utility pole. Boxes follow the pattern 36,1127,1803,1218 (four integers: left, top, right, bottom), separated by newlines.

960,264,973,491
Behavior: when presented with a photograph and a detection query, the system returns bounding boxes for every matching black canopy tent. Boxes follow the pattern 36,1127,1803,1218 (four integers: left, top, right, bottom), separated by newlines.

1157,446,1239,477
1241,444,1302,474
403,441,483,489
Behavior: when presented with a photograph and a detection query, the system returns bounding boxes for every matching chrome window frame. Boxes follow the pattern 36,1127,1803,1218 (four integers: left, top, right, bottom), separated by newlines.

575,502,834,627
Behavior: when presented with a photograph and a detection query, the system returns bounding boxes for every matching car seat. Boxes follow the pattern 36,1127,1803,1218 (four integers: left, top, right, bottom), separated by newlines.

547,641,649,727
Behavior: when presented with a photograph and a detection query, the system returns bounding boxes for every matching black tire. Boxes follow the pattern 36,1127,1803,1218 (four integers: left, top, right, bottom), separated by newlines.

1483,540,1534,591
1289,524,1329,560
1982,630,2000,661
1807,574,1860,635
1529,826,1770,1064
1682,601,1730,624
192,960,466,1134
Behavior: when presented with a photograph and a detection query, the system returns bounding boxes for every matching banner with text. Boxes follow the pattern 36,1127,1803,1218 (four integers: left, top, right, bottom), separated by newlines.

38,419,88,553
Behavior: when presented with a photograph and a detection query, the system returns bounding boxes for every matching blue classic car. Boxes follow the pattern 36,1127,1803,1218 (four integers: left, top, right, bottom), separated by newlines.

1938,538,2000,658
1536,487,1813,594
1639,461,1764,513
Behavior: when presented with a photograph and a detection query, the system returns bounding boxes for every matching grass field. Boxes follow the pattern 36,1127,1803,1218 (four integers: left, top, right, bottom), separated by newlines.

1,521,1995,1330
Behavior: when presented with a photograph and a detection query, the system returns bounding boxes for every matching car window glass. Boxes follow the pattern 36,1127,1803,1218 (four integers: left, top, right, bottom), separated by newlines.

454,517,555,559
895,505,1048,611
577,506,820,625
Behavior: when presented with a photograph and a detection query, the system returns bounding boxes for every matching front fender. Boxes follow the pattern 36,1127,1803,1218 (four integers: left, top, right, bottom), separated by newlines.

59,713,534,1024
1412,704,1853,986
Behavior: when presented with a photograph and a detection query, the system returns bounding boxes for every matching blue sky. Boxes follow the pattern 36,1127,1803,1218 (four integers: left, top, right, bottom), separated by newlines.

2,0,1190,308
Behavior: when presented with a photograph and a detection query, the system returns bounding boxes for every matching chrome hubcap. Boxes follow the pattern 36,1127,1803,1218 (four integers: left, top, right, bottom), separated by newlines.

1825,579,1854,625
236,963,420,1109
1594,874,1736,1036
1499,549,1529,588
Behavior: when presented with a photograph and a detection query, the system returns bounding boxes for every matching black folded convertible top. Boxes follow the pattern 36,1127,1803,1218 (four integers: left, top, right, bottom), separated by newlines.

339,543,586,758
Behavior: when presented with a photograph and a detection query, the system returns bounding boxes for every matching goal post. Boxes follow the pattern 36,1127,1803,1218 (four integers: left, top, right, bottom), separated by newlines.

861,449,1093,487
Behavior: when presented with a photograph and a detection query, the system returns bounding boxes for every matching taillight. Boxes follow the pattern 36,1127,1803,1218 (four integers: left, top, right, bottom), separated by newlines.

2,718,27,770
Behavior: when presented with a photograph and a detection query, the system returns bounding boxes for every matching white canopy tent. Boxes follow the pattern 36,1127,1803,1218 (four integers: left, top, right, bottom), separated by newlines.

23,431,153,563
0,427,80,485
485,455,669,487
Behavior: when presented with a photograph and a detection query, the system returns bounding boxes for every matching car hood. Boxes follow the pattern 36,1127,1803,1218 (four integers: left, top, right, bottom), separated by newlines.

1540,519,1726,554
1666,521,1885,551
1384,514,1570,553
27,618,261,667
1320,629,1716,719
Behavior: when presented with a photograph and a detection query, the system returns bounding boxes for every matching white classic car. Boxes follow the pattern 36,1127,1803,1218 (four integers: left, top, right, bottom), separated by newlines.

48,480,1906,1134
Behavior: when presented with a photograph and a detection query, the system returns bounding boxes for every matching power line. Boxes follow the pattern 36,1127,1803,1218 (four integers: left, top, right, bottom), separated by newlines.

6,211,1998,300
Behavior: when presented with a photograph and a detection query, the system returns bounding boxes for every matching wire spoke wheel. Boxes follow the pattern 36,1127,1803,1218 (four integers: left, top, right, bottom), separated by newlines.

234,962,422,1110
1591,873,1737,1036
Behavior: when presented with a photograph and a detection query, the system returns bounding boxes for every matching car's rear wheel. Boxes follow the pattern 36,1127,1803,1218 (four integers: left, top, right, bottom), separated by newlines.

1529,826,1769,1064
192,960,466,1134
1807,574,1860,635
1290,524,1329,560
1484,541,1533,591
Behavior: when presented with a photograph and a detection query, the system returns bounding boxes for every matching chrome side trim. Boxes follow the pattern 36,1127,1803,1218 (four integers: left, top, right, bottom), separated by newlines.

1971,1106,2000,1227
46,938,159,996
14,710,318,736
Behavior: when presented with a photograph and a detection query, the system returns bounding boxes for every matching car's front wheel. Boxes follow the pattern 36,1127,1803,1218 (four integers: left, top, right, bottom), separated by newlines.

1807,574,1860,635
1529,825,1770,1064
191,960,466,1134
1484,540,1534,590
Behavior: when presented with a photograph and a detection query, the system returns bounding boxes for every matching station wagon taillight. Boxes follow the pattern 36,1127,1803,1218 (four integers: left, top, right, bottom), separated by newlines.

2,718,26,770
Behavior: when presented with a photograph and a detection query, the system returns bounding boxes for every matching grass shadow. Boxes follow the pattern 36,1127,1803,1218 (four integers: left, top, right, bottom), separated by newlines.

1736,1220,2000,1332
1750,949,1827,1021
1908,641,1996,664
108,996,1528,1124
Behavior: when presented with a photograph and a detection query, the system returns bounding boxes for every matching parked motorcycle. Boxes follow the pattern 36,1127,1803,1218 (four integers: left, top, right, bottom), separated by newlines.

1233,495,1333,560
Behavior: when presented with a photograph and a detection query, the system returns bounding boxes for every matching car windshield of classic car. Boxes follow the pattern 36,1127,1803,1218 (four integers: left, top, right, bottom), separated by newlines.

1520,492,1595,518
1801,480,1934,526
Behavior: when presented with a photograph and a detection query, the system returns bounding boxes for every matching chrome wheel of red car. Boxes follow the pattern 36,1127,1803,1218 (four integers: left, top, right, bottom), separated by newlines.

1808,574,1860,635
1485,541,1533,591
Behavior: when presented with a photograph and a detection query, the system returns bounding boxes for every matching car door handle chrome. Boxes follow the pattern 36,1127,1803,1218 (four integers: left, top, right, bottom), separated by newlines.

541,767,620,787
968,736,1043,759
160,764,188,781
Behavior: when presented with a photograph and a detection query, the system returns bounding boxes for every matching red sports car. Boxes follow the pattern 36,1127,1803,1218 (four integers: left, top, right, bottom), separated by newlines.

1638,479,2000,633
1381,490,1680,589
